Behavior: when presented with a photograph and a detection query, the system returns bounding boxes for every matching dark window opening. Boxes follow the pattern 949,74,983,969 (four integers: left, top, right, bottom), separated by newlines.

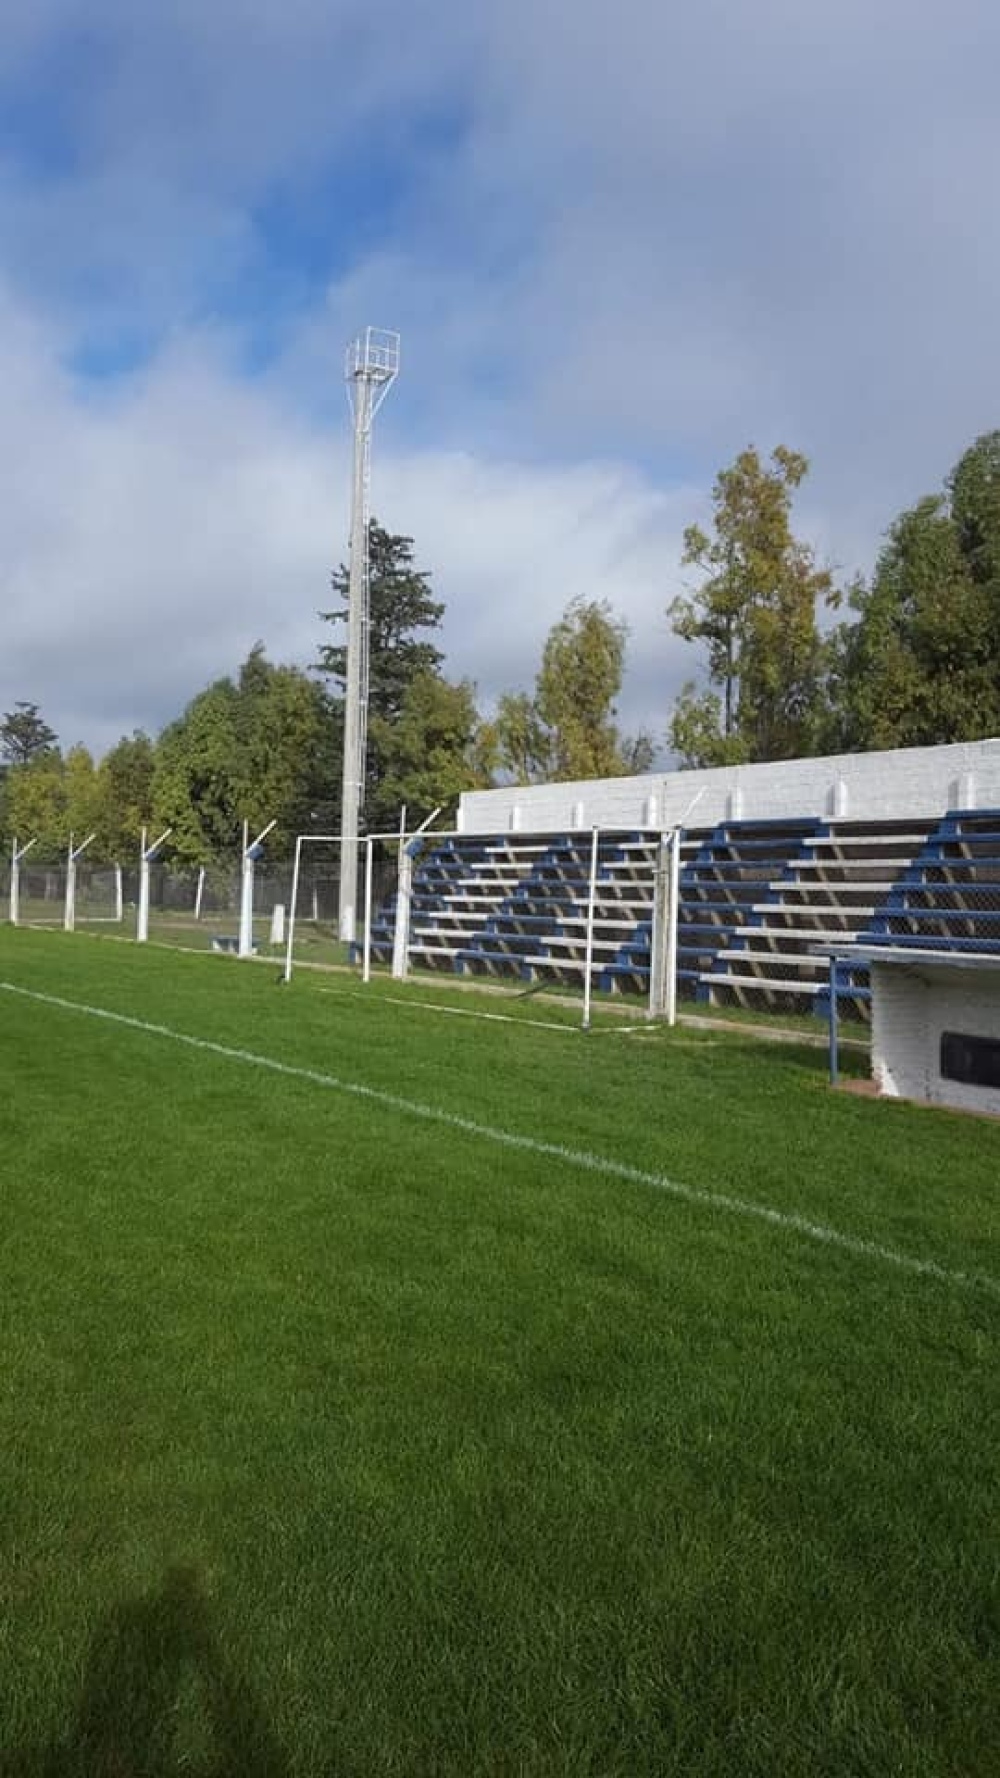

940,1030,1000,1089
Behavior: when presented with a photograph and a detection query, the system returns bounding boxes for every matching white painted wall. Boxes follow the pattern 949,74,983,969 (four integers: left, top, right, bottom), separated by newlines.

459,738,1000,835
872,960,1000,1115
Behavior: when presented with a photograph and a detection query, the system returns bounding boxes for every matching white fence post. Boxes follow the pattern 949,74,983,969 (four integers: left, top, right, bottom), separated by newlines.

64,832,96,933
581,826,600,1030
391,847,414,981
363,837,374,984
648,832,671,1019
10,836,37,926
137,827,172,943
239,819,276,958
665,825,681,1027
282,835,305,983
392,806,440,982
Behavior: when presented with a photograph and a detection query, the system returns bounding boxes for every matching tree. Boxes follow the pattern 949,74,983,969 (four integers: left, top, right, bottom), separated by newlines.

372,672,488,826
1,702,58,767
151,679,243,868
535,596,632,780
94,733,156,857
485,691,554,785
316,520,445,829
667,446,832,766
63,745,100,843
231,643,330,846
2,751,67,856
150,648,330,867
950,430,1000,592
489,597,639,786
826,433,1000,751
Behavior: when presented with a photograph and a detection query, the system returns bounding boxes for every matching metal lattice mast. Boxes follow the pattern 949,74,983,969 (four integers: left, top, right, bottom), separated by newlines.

339,327,399,942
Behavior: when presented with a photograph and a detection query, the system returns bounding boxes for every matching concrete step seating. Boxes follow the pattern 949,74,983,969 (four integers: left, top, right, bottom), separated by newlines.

698,819,937,1017
455,833,660,985
365,813,993,1018
855,810,1000,956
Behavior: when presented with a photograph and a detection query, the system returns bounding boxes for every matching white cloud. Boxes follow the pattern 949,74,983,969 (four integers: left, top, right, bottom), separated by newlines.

0,288,692,758
2,0,1000,765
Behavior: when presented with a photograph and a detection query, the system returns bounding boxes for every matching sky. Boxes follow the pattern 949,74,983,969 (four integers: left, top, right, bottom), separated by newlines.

2,0,1000,762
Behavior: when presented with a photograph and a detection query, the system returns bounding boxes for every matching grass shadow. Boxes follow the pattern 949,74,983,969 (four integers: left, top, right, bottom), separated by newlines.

7,1566,290,1778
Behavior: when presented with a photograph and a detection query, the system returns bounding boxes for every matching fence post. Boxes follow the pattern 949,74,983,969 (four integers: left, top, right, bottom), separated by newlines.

391,846,414,980
10,837,37,926
665,825,681,1027
363,837,374,984
64,832,96,933
392,808,440,982
282,835,304,983
648,832,670,1018
137,827,172,943
239,819,276,958
581,826,600,1030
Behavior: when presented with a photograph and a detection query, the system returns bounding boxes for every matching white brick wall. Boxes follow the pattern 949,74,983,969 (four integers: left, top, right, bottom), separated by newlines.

459,737,1000,834
872,961,1000,1115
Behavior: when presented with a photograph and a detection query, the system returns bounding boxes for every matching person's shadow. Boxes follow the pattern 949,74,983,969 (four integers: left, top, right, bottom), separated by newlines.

6,1565,290,1777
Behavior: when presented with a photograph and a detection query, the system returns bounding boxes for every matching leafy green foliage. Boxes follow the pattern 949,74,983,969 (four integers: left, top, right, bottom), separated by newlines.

0,701,58,767
94,732,156,856
0,743,101,858
489,596,643,784
370,670,488,826
317,520,447,828
536,595,631,779
668,447,832,766
827,432,1000,751
150,649,328,866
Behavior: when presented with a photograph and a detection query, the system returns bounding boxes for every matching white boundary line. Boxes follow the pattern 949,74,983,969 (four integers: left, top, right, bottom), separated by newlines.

321,987,582,1036
324,986,666,1038
2,978,997,1301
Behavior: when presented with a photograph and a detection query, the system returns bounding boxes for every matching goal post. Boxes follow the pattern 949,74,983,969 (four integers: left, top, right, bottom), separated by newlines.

282,827,412,985
648,829,681,1023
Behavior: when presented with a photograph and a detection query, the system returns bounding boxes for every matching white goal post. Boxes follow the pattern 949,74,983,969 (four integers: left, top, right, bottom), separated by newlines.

282,829,402,984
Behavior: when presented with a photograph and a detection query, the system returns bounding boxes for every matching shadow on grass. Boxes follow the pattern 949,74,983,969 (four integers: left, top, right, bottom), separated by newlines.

8,1566,289,1778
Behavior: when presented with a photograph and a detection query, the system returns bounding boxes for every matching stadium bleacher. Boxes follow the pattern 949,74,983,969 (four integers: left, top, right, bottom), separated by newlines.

365,806,1000,1020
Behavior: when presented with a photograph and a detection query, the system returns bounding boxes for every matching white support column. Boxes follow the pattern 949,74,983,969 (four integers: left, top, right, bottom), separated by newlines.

137,827,172,943
194,867,206,922
391,846,413,981
650,790,702,1024
282,835,305,983
239,819,277,958
362,837,374,984
648,832,671,1019
64,832,96,933
665,825,681,1027
581,826,600,1030
391,806,440,982
10,837,37,926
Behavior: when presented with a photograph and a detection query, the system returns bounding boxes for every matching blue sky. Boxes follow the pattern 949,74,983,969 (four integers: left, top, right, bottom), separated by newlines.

3,0,1000,759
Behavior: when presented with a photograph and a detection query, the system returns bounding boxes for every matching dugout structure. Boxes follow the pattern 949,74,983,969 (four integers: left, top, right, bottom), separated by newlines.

824,944,1000,1115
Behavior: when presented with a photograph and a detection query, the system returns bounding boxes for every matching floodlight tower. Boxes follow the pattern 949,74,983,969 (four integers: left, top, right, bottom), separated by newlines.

338,326,400,942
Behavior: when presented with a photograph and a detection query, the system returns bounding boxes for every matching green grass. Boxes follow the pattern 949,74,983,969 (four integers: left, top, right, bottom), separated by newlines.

0,927,997,1777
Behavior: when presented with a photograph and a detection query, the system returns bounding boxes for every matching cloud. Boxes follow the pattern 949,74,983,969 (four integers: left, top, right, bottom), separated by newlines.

0,286,691,758
2,0,1000,765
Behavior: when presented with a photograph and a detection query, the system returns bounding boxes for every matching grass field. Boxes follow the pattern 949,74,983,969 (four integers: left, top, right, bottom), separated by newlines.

0,927,997,1776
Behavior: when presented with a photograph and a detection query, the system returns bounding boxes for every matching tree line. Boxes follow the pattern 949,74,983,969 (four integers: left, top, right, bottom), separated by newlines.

668,430,1000,765
2,429,998,863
